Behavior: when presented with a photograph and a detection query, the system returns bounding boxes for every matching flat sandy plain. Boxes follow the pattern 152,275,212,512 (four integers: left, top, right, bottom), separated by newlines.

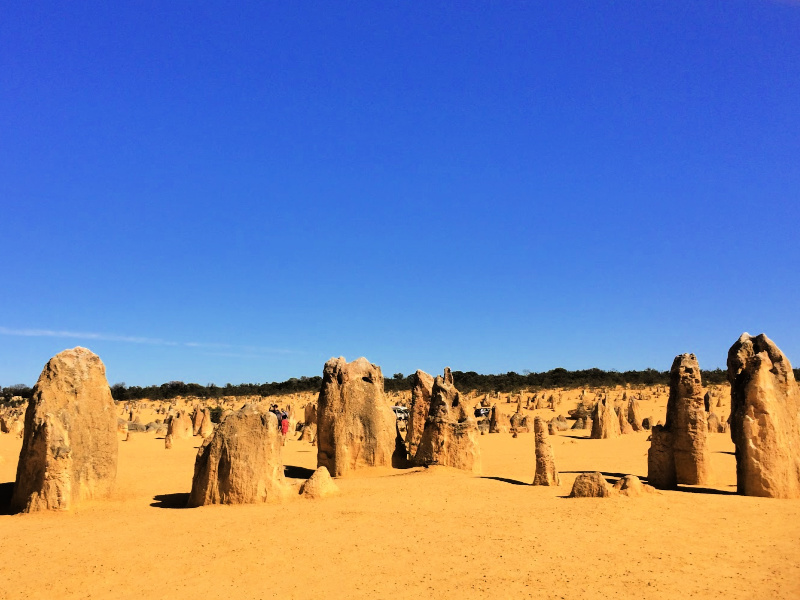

1,387,799,600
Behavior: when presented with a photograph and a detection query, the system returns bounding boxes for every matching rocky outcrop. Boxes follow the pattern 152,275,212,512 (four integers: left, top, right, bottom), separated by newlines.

532,417,560,486
167,412,193,440
590,396,620,439
11,348,118,513
618,402,634,434
199,408,214,438
299,466,340,499
316,357,396,477
647,354,710,488
413,370,481,474
647,425,676,489
707,412,723,433
613,475,657,497
568,472,611,498
727,333,800,498
408,370,434,457
628,397,644,431
187,406,290,506
489,405,508,433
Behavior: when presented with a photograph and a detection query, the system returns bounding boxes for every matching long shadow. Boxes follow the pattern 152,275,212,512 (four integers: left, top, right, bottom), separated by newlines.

676,485,737,496
151,492,190,509
284,465,315,479
718,451,735,456
561,470,631,480
0,481,14,515
560,434,591,440
481,476,530,486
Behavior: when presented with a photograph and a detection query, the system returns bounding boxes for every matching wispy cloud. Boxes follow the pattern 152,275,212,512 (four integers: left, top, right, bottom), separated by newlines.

0,326,299,355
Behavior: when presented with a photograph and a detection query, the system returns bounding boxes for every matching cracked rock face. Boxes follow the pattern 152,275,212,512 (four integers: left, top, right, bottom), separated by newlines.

728,333,800,498
12,347,118,513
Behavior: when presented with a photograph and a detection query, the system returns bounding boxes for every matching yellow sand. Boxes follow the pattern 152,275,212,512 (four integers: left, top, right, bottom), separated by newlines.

0,386,798,600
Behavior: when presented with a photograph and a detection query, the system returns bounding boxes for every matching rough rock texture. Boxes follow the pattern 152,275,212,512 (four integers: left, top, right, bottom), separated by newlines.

568,472,611,498
533,417,560,486
167,412,193,440
628,397,644,431
299,466,340,499
618,402,634,435
413,371,481,474
647,425,676,489
648,354,711,489
590,397,620,439
187,406,290,507
316,357,396,477
11,347,118,513
509,411,529,433
613,475,657,497
727,333,800,498
408,370,434,457
667,354,711,485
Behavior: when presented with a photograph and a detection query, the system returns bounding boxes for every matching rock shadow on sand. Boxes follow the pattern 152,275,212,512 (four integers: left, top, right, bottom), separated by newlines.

284,465,315,480
0,481,14,515
481,476,529,486
151,493,190,509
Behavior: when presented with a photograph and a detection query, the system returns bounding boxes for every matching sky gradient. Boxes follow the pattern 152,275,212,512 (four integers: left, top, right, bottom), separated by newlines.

2,1,799,387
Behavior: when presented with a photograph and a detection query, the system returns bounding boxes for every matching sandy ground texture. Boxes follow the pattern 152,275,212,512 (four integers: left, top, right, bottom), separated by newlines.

1,387,799,600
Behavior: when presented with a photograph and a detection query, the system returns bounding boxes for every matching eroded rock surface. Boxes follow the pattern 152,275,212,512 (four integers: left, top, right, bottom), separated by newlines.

728,333,800,498
11,347,118,513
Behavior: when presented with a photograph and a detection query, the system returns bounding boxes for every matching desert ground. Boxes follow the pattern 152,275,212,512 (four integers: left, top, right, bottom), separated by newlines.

1,386,799,600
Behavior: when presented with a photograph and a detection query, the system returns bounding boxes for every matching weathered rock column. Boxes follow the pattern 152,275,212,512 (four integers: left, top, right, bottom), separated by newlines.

413,369,481,474
532,416,560,486
316,357,395,477
11,347,118,513
408,369,434,457
728,333,800,498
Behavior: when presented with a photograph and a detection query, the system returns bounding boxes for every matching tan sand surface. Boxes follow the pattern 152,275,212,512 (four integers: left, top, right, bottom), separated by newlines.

1,387,798,600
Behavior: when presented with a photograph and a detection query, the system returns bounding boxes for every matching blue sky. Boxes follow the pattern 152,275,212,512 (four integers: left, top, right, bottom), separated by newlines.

2,1,799,387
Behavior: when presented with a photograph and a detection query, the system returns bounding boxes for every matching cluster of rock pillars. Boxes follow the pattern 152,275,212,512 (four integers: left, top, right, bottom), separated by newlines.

5,332,800,513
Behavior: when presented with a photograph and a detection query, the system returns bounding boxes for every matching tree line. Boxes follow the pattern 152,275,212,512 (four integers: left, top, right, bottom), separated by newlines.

4,367,798,404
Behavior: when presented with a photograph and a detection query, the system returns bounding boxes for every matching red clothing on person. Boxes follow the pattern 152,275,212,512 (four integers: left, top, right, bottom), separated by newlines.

281,418,289,435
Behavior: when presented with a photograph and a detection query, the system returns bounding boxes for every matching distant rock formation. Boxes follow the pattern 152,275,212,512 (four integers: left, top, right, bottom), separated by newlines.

728,333,800,498
199,408,214,438
590,396,620,439
11,347,118,513
628,397,644,431
187,405,290,506
532,417,560,486
413,369,481,474
166,412,193,440
316,357,395,477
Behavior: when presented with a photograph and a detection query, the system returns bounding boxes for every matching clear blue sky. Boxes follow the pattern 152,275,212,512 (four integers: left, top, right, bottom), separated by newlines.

2,1,799,387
